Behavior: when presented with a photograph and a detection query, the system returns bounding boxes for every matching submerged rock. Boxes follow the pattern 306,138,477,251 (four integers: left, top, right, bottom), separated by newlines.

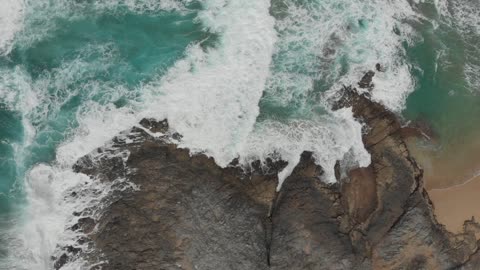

358,70,375,89
70,217,95,234
376,63,386,72
59,77,480,269
54,253,69,270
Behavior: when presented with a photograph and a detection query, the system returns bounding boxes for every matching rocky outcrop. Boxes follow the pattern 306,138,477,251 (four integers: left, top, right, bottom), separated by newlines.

333,86,480,269
358,70,375,89
57,81,480,269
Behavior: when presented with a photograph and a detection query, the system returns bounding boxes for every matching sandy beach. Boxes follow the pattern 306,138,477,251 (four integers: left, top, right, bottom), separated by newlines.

428,175,480,233
407,132,480,234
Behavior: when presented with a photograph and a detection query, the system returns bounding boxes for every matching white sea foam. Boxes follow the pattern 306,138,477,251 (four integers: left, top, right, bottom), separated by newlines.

241,108,370,190
1,72,140,269
0,27,142,270
140,0,277,167
434,0,480,91
23,0,190,14
93,0,192,13
2,1,276,268
56,104,138,166
242,0,426,185
0,0,23,56
452,0,480,92
137,0,379,188
5,151,136,269
464,60,480,92
0,67,38,112
269,0,422,112
0,59,140,269
436,0,480,35
2,0,431,268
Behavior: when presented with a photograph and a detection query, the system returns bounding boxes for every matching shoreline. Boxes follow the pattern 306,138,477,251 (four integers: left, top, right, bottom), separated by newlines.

406,131,480,234
408,136,480,190
428,175,480,233
56,84,480,269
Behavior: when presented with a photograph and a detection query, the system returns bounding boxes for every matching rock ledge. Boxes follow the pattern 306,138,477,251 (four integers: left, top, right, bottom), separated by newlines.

57,83,480,270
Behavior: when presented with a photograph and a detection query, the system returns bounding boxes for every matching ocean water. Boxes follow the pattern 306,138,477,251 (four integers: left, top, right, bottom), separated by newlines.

0,0,478,269
405,0,480,143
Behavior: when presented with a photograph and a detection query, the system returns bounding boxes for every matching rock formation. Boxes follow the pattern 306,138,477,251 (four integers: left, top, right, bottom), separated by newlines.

55,79,480,270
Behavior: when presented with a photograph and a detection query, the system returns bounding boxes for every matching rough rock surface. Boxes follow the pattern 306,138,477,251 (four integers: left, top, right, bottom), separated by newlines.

58,83,480,269
358,70,375,89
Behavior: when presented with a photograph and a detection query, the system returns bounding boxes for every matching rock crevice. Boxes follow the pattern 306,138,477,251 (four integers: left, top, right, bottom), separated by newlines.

57,81,480,270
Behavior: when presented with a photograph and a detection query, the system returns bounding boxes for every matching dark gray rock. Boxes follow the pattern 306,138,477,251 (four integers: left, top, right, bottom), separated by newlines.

54,253,69,270
71,217,95,234
59,80,480,270
358,70,375,89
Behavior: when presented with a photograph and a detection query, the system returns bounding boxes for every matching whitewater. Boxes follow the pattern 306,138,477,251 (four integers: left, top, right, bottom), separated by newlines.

0,0,478,269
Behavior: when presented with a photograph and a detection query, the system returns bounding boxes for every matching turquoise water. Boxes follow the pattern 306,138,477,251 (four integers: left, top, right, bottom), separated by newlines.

0,107,23,213
0,0,479,268
404,1,480,145
0,4,208,217
0,4,211,266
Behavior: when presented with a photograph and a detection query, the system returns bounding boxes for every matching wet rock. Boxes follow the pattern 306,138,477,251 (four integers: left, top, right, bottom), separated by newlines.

358,70,375,89
376,63,386,72
65,245,82,255
71,217,95,234
92,143,276,269
334,160,341,181
270,152,362,270
139,118,169,133
54,253,69,270
333,85,480,269
64,75,480,269
171,132,183,141
342,167,377,224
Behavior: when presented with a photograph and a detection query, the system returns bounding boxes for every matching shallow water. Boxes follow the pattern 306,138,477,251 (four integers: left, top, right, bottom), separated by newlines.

404,0,480,144
0,0,479,268
0,1,207,211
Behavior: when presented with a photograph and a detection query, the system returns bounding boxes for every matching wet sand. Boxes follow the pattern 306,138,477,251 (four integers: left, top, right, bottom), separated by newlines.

406,133,480,234
428,175,480,233
407,136,480,190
